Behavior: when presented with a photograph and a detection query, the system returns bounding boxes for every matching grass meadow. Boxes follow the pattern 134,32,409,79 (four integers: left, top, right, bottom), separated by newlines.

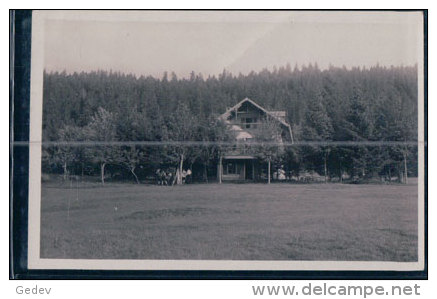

40,180,418,261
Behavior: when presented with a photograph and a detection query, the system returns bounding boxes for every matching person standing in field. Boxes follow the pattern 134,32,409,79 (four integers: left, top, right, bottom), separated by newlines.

155,169,162,185
186,169,192,184
182,170,187,184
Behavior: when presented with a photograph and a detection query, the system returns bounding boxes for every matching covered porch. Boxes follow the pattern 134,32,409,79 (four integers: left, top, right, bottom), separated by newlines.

217,155,257,182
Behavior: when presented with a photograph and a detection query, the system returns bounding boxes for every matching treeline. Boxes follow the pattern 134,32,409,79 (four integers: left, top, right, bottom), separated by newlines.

42,64,418,184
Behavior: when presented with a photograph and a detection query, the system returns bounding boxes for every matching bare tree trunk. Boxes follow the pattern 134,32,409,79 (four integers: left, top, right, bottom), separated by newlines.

218,155,223,184
176,154,184,185
130,166,140,184
267,160,271,184
324,154,328,183
176,170,180,185
403,152,408,184
339,160,343,183
204,164,208,183
100,162,106,185
388,166,392,182
63,161,68,181
398,163,402,183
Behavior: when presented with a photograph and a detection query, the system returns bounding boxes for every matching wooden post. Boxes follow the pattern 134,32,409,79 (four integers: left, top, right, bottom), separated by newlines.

267,160,271,184
403,152,408,184
204,164,208,183
218,156,223,184
63,162,68,181
339,160,343,183
398,164,402,183
324,155,328,183
100,162,106,185
388,167,391,182
252,160,255,180
217,160,220,182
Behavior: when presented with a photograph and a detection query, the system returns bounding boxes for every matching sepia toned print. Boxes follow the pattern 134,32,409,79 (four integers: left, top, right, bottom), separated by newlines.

28,10,425,270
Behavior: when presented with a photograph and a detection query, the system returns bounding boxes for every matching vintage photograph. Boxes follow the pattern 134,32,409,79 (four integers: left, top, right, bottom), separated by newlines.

28,10,425,270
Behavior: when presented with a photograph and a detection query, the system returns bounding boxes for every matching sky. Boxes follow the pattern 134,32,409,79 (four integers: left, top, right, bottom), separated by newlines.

41,11,423,78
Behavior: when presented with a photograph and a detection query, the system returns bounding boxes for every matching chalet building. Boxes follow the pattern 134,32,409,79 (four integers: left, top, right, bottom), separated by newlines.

217,98,293,182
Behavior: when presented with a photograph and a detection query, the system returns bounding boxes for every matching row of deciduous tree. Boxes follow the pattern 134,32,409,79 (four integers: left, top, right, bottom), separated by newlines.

42,64,418,184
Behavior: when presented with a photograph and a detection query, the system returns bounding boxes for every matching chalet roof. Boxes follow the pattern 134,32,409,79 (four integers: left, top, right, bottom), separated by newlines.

270,111,286,121
228,124,254,140
235,131,253,140
219,97,294,142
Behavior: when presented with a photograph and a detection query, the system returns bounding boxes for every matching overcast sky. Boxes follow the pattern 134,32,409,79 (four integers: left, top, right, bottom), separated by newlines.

41,11,423,78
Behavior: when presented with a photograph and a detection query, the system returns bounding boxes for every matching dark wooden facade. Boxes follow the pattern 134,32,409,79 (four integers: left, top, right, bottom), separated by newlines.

217,98,293,182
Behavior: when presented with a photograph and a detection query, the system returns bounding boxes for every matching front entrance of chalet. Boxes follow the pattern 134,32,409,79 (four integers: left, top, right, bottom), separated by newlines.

218,156,256,182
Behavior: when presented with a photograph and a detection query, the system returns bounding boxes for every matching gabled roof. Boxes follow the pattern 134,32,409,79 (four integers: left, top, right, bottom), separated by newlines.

269,111,286,120
219,98,294,142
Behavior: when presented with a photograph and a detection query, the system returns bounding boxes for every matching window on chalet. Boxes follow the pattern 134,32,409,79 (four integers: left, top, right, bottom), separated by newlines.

245,118,252,128
225,162,236,174
240,117,258,128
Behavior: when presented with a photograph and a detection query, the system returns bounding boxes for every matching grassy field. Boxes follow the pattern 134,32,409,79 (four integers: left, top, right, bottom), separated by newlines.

40,181,418,261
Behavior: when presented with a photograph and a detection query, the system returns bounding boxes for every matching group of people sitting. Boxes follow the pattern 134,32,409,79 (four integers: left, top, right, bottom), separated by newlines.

155,168,192,186
273,166,287,181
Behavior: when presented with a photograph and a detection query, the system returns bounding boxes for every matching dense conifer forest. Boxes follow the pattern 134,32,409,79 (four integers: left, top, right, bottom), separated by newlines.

42,64,418,184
